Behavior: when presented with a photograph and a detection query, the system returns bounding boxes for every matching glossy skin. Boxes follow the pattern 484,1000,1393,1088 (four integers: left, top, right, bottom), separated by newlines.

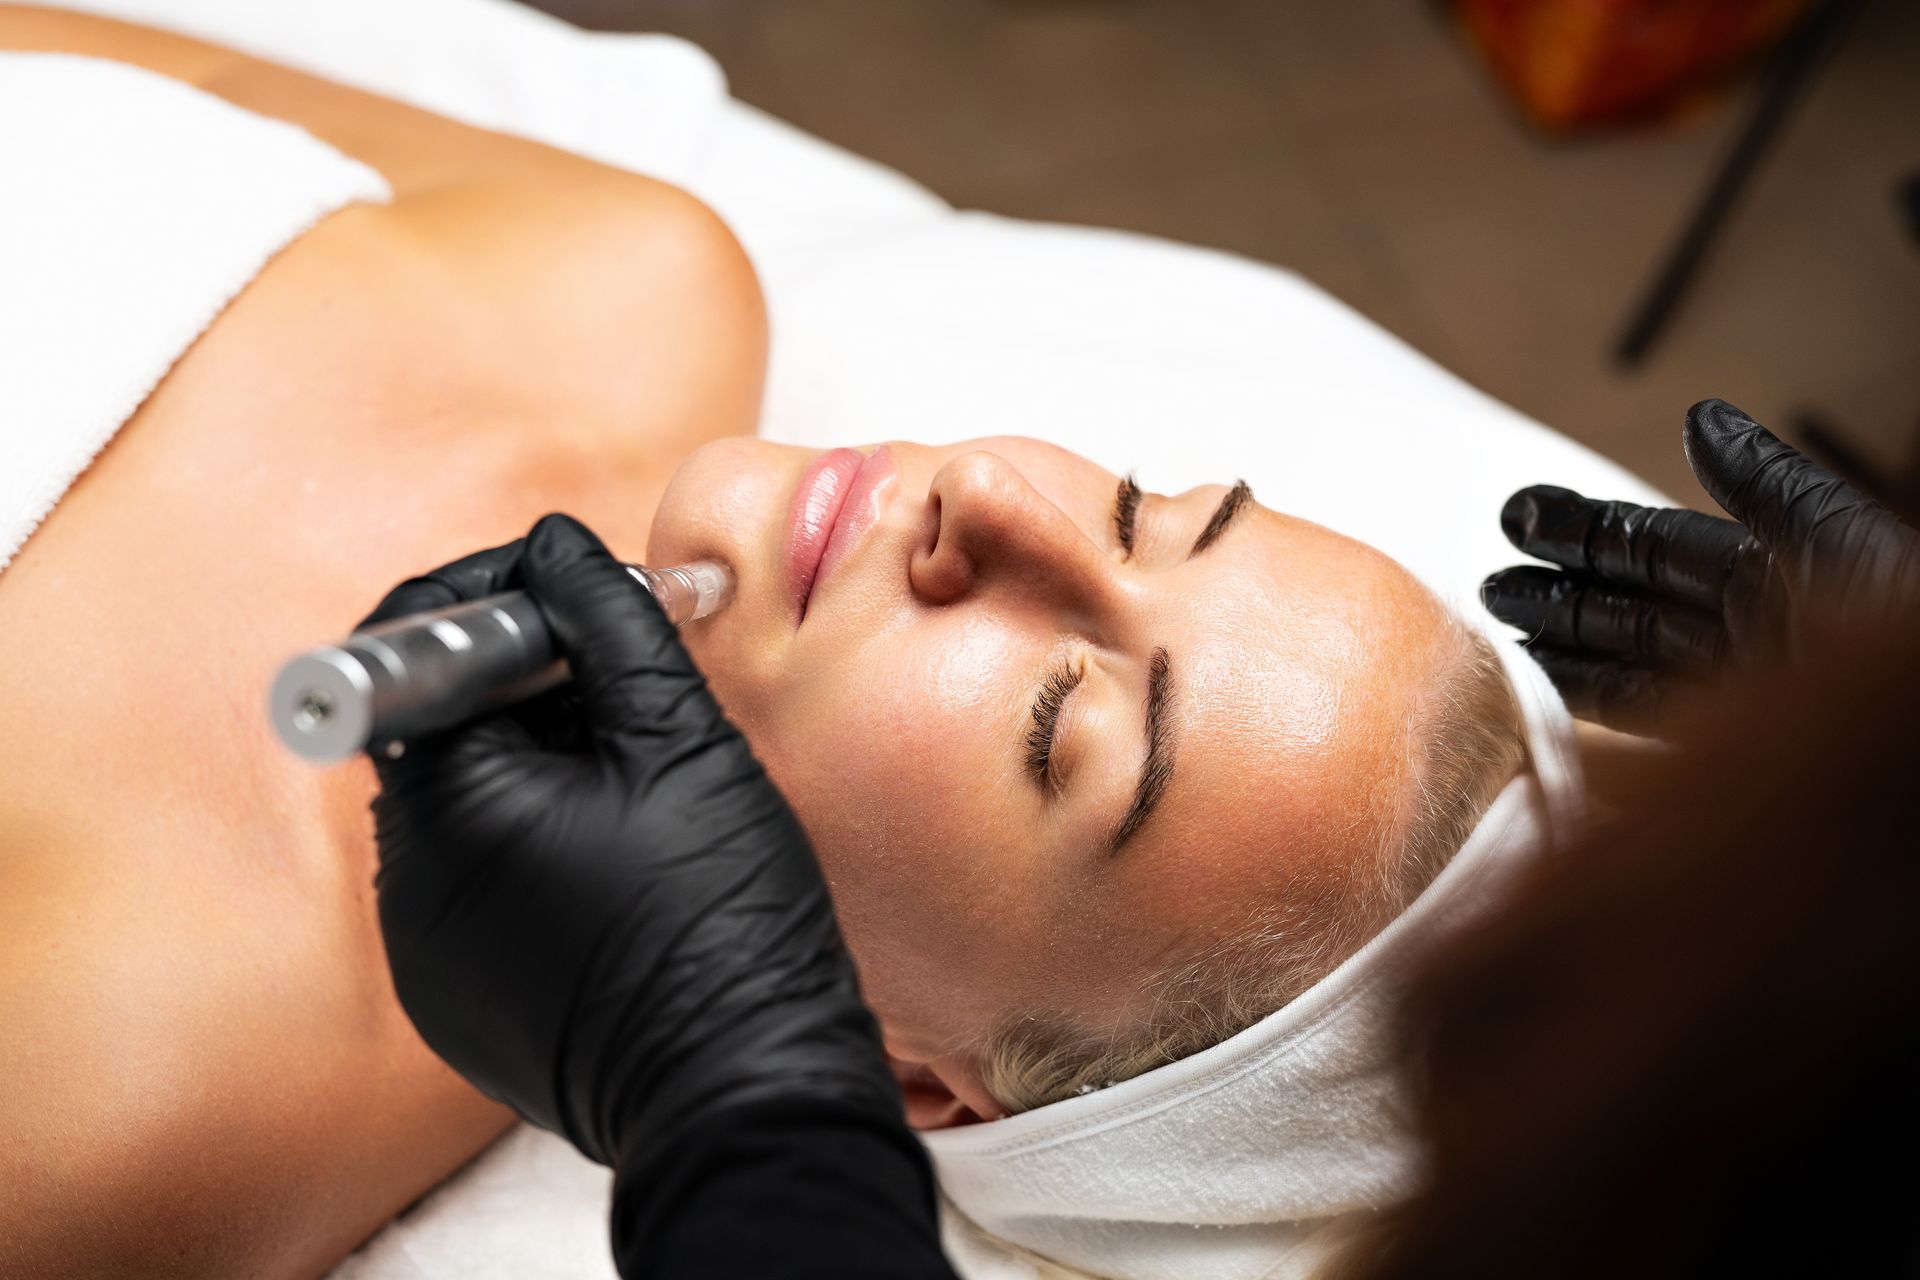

648,438,1456,1123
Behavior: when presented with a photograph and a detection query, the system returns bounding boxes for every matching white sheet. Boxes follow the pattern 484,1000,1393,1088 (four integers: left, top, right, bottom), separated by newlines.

32,3,1671,1276
0,54,390,573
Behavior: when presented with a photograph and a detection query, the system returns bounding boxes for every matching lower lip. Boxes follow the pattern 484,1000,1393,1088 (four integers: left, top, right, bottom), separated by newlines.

785,448,866,619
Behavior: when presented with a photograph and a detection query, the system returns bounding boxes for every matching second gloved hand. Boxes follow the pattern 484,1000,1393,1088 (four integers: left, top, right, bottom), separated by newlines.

1482,400,1920,731
359,514,900,1180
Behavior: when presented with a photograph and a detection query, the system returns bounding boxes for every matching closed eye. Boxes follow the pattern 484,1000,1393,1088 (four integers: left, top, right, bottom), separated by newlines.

1025,658,1083,794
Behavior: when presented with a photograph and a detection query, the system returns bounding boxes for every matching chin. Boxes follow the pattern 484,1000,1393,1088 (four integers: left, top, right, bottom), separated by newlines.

683,636,768,746
646,437,784,566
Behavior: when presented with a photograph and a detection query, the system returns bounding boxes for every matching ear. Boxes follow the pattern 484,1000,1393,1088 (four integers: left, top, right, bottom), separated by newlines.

888,1051,1007,1130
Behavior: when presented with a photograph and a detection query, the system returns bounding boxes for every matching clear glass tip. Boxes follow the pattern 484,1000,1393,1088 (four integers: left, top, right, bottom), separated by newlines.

628,560,735,625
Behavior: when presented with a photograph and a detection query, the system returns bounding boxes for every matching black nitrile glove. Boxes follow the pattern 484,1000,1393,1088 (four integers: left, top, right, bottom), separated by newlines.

359,514,911,1232
1483,400,1920,732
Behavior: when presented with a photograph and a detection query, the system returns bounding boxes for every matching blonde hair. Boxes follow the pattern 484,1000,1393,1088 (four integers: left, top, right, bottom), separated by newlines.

981,618,1528,1115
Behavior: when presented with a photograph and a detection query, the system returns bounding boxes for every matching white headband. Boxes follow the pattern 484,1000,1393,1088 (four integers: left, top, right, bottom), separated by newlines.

927,633,1583,1280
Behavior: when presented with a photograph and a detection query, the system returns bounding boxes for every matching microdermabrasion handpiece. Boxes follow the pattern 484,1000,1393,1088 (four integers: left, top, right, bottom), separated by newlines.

269,561,733,764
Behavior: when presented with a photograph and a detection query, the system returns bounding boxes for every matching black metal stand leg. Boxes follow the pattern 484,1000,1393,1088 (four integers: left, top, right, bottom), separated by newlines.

1614,0,1861,368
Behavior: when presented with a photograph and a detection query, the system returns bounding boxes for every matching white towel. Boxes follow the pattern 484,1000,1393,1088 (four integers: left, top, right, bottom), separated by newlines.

0,53,391,573
48,0,942,264
50,0,732,191
923,635,1584,1280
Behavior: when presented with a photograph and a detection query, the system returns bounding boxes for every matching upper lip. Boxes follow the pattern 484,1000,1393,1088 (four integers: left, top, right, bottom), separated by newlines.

787,449,860,623
809,447,897,619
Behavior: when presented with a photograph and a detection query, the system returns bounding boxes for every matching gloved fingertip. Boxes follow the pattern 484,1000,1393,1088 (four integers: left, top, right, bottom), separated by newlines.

1682,401,1813,529
1481,567,1551,630
527,513,612,567
1686,397,1743,426
1480,565,1525,605
1683,398,1761,457
1478,573,1502,611
522,515,654,629
1500,485,1582,548
1499,492,1532,548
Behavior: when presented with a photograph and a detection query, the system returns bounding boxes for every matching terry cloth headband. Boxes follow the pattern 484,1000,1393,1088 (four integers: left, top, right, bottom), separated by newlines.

927,631,1583,1280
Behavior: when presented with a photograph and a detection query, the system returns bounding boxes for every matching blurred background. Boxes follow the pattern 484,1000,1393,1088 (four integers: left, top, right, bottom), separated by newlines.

529,0,1918,507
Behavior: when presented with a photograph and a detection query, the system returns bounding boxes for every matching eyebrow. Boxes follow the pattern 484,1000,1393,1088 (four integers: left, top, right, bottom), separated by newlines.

1108,646,1175,856
1189,480,1252,557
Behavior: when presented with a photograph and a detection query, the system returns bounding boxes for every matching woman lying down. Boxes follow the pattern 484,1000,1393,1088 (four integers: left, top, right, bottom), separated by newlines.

0,8,1574,1279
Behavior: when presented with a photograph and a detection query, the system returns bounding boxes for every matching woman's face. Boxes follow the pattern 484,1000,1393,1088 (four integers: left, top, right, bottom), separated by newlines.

647,438,1451,1115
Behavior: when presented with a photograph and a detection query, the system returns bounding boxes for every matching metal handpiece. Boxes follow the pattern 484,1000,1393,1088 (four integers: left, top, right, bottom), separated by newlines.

269,561,732,763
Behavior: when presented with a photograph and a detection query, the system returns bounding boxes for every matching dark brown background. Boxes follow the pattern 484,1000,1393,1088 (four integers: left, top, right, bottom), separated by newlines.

532,0,1919,506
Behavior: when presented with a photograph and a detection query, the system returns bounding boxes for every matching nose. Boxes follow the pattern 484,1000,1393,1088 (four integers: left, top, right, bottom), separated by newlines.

910,451,1123,620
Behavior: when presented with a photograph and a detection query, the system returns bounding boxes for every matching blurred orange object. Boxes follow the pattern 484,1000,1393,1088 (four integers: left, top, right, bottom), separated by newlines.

1454,0,1813,132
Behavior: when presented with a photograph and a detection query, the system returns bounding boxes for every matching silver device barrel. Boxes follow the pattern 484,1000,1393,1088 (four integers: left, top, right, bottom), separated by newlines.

269,561,732,763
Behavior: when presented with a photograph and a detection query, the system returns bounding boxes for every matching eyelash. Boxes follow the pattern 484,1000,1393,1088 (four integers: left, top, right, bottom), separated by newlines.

1114,474,1142,556
1025,658,1084,792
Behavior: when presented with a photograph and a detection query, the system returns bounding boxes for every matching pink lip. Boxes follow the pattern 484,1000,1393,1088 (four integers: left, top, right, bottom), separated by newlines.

814,446,896,611
785,449,862,620
784,447,896,622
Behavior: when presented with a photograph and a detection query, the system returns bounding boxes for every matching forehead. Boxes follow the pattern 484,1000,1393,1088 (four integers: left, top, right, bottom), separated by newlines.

1104,505,1449,939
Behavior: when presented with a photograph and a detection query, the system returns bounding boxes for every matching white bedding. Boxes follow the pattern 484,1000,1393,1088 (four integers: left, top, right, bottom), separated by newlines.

0,54,391,572
30,2,1669,1276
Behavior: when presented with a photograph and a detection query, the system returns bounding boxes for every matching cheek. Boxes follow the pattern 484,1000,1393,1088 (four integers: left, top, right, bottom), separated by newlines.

773,609,1015,784
762,621,1012,879
743,619,1036,961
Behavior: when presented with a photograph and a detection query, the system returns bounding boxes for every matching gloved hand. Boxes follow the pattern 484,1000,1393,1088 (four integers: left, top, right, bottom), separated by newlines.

1482,399,1920,731
359,514,901,1181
